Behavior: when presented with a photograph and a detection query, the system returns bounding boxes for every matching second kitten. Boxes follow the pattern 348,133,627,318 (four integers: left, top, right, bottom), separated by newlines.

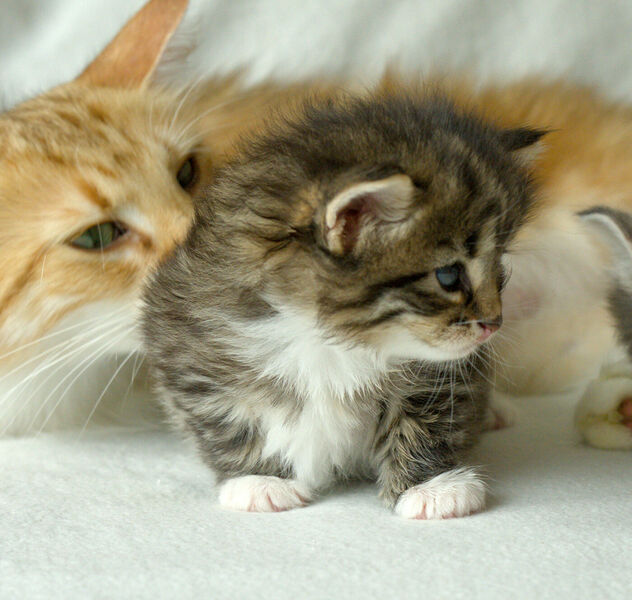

142,92,543,518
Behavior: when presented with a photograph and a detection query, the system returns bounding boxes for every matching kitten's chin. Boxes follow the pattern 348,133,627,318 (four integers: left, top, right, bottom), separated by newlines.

378,328,480,363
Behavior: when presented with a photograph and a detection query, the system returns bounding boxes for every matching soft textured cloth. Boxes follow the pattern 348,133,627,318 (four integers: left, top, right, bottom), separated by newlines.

1,1,632,598
2,394,630,599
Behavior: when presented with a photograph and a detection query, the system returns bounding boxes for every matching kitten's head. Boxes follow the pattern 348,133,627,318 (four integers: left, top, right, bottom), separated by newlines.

0,0,204,356
202,93,543,362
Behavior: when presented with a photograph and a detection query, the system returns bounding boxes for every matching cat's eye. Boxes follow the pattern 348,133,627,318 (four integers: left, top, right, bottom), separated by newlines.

69,222,128,250
176,156,198,191
435,263,462,291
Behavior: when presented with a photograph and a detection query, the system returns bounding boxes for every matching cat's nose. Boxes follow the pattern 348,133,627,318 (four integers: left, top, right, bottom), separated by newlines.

477,316,502,342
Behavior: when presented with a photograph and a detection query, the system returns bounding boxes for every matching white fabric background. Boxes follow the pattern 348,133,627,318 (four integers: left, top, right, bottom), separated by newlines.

1,1,631,598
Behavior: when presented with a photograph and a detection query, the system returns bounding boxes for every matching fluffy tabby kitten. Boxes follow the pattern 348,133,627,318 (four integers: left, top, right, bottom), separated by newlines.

441,78,632,397
0,0,323,435
143,91,543,518
575,207,632,450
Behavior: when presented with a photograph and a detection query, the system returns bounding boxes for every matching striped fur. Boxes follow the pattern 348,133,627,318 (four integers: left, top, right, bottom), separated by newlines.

142,91,541,516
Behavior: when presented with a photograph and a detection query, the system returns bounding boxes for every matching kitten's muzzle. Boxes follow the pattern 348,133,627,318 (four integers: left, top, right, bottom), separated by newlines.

477,316,502,342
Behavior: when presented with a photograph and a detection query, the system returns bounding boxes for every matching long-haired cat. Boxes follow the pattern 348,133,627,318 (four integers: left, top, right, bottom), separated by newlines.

441,78,632,398
0,0,328,436
437,78,632,448
575,207,632,450
142,90,543,518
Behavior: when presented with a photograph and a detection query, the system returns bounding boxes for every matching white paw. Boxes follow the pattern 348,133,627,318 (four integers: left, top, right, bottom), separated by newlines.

484,392,517,431
218,475,312,512
395,467,486,520
576,369,632,450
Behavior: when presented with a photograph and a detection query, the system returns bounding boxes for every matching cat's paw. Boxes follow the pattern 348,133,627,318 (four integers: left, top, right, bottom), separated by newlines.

394,467,486,520
576,368,632,450
484,392,517,431
218,475,312,512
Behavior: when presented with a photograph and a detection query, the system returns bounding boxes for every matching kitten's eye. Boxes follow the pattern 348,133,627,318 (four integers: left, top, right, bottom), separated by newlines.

435,263,462,291
176,156,198,191
69,222,128,250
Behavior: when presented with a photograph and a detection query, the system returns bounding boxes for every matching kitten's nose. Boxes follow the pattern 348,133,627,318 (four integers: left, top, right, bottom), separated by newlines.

477,316,502,342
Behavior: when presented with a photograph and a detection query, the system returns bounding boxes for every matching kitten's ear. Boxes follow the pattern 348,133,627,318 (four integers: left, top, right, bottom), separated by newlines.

324,174,416,255
75,0,189,89
499,127,548,166
579,207,632,283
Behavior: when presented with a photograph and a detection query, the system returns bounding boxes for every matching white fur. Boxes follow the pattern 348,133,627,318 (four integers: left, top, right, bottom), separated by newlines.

219,475,312,512
485,391,517,431
378,325,477,362
395,467,486,520
233,305,494,488
575,359,632,450
0,300,152,436
236,309,387,487
493,210,617,394
325,175,414,225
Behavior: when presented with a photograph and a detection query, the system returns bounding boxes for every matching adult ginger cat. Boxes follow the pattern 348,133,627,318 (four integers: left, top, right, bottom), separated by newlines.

0,0,325,435
4,0,630,449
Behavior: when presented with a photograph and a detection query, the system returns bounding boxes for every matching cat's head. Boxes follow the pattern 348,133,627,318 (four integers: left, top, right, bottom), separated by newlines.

0,0,205,356
580,206,632,358
206,94,543,362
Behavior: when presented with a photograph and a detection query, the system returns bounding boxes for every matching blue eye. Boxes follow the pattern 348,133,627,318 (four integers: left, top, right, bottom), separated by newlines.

435,263,461,291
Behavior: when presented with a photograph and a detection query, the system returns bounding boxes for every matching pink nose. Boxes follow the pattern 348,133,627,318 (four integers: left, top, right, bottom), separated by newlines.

477,318,502,342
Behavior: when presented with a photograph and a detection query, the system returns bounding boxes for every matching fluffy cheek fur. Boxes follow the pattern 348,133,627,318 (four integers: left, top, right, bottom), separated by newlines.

0,298,144,436
368,316,491,363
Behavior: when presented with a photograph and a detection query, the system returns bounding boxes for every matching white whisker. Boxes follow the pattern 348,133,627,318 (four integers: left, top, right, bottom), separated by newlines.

77,346,139,438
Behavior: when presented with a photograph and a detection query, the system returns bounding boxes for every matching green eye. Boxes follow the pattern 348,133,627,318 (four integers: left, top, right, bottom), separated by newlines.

70,222,127,250
176,156,198,191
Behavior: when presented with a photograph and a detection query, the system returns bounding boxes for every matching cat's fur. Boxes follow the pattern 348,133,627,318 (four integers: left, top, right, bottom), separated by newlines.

575,207,632,450
435,77,632,396
142,91,543,517
0,0,332,435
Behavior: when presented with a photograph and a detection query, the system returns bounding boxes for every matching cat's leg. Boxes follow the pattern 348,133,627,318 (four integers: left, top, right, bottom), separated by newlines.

174,404,315,512
576,360,632,450
484,390,517,431
375,396,486,520
394,467,486,520
218,475,313,512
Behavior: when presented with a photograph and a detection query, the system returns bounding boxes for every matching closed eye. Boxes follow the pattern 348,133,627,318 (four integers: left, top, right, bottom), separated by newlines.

376,272,428,289
68,221,128,251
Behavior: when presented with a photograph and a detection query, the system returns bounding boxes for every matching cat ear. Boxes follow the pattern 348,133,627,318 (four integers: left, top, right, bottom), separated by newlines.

579,207,632,283
324,174,416,255
499,127,548,166
75,0,189,89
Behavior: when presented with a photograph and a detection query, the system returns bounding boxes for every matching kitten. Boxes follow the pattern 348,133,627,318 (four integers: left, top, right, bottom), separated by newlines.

575,207,632,450
142,91,543,518
437,77,632,396
0,0,327,436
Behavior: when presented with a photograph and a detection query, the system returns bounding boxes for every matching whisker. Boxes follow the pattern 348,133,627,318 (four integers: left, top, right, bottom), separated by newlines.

0,314,129,393
167,74,206,140
31,332,128,435
77,346,139,438
0,306,128,362
1,322,128,429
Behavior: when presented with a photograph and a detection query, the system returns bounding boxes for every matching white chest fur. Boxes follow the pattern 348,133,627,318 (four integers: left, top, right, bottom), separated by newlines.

237,309,390,487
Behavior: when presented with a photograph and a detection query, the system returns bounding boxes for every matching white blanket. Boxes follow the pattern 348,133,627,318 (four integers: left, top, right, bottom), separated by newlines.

1,1,631,598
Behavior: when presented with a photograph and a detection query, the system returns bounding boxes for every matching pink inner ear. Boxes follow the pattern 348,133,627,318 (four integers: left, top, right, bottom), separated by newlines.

337,195,375,254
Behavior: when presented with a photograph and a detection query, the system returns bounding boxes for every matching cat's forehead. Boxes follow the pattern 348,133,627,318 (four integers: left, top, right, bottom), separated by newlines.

0,85,188,162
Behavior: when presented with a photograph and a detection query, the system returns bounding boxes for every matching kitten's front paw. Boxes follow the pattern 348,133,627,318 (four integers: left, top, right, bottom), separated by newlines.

218,475,312,512
576,369,632,450
395,468,486,520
